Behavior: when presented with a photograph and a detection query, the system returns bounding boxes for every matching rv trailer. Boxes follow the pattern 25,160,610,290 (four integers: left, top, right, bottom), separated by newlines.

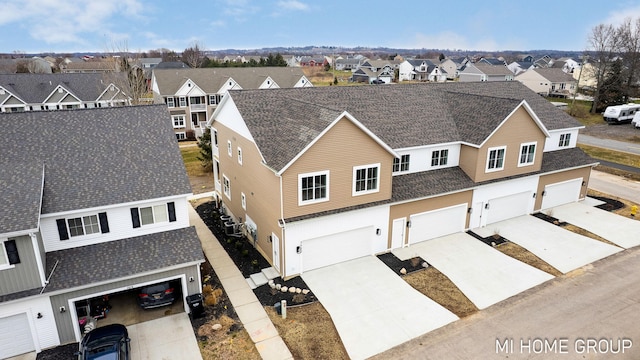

603,103,640,124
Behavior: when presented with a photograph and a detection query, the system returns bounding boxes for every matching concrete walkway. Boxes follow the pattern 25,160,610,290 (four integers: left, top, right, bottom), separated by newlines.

550,202,640,249
301,256,459,360
473,215,623,274
188,204,293,360
129,313,201,360
393,233,554,309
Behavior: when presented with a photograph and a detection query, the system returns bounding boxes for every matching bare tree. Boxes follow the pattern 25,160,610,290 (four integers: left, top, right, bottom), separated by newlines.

586,23,622,113
182,41,205,68
618,17,640,101
103,41,149,105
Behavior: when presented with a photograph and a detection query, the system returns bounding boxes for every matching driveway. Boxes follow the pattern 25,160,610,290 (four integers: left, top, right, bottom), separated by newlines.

128,313,202,360
392,233,554,309
301,256,458,360
473,215,622,274
550,201,640,249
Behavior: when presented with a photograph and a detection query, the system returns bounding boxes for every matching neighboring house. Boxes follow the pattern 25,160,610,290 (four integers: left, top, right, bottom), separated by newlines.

458,63,514,82
207,82,595,279
0,105,203,358
351,67,393,84
151,67,312,139
398,59,436,81
437,58,459,80
516,68,577,97
359,59,401,73
507,61,534,75
60,58,120,73
335,57,364,71
299,56,328,67
573,62,598,89
556,57,582,74
534,55,553,68
0,73,132,112
479,57,506,66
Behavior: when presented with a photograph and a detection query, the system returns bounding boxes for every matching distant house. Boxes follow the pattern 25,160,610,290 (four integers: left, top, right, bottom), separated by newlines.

299,56,328,67
351,67,393,84
60,58,120,73
573,62,598,89
507,61,535,75
515,68,577,97
479,57,506,66
458,63,514,82
398,59,446,82
335,57,364,71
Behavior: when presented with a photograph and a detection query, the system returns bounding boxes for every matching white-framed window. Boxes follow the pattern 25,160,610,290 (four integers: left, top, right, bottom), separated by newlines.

175,132,186,141
172,114,185,128
431,149,449,167
139,204,169,226
166,97,175,108
0,240,9,268
518,142,536,166
212,128,219,147
0,239,18,269
67,215,101,237
299,171,329,205
559,133,571,147
237,147,243,165
353,163,380,195
392,154,410,173
241,192,246,210
179,96,186,107
223,175,231,199
486,146,506,172
227,141,232,157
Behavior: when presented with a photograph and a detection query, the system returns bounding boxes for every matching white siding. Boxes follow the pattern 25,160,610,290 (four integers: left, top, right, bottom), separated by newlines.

544,129,580,151
393,143,460,175
470,176,539,228
0,295,60,353
214,97,256,143
40,196,190,252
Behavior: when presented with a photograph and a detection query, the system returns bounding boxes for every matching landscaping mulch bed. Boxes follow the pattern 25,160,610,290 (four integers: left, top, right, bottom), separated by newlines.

36,343,77,360
591,195,625,212
376,252,428,275
466,230,508,246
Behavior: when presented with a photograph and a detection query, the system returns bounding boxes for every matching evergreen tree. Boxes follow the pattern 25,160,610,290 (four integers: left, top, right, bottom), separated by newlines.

197,129,213,170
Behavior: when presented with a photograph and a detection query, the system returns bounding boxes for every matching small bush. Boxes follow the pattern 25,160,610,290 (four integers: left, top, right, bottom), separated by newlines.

202,284,213,296
204,293,218,306
242,249,249,257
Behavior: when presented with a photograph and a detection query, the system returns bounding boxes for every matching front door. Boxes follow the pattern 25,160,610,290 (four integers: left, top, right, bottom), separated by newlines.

391,217,406,249
271,233,280,272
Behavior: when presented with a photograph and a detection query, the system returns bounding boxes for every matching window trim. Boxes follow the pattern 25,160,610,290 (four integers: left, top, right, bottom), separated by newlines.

559,133,571,147
241,192,246,210
518,142,536,167
172,114,185,129
0,239,14,270
298,170,330,206
237,147,243,165
166,97,174,108
352,163,381,196
131,203,175,228
486,146,506,172
223,175,231,200
392,154,410,173
227,141,232,157
178,96,186,107
431,149,449,167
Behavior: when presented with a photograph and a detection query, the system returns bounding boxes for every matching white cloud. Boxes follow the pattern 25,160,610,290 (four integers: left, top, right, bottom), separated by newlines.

211,20,226,27
601,5,640,26
276,0,309,11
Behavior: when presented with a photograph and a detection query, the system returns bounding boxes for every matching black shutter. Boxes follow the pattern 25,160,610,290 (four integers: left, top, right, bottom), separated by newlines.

56,219,69,240
5,240,20,265
130,208,140,228
98,212,110,233
167,202,176,222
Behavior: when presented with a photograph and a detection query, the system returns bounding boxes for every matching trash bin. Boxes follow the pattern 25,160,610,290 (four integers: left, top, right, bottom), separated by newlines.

186,293,204,319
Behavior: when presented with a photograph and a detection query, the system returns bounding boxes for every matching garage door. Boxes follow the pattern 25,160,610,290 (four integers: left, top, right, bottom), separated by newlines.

0,313,35,358
486,191,531,224
541,178,582,210
408,204,467,244
302,227,372,272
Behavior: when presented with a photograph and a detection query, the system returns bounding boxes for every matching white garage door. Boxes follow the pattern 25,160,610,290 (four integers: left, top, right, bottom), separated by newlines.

0,313,35,358
486,191,531,224
408,204,468,244
302,227,372,272
541,178,582,210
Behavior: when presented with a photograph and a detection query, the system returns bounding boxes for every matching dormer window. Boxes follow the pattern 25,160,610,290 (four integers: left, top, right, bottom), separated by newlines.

393,155,410,173
486,146,506,172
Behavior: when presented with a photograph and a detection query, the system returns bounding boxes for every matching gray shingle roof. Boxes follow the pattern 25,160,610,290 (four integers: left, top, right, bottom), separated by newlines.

532,68,576,83
0,73,130,103
0,105,191,215
226,81,582,172
0,164,43,235
43,227,203,293
472,63,513,75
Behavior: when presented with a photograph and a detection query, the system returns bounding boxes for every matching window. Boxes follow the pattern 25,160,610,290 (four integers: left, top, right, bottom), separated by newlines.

486,147,506,171
353,164,380,195
223,175,231,199
172,115,185,128
519,143,536,166
559,133,571,147
213,129,218,147
392,154,410,172
299,171,329,204
175,132,186,141
241,192,246,210
237,147,243,165
431,149,449,167
0,239,20,268
166,97,175,108
227,141,232,157
67,215,100,237
130,203,175,228
179,97,186,107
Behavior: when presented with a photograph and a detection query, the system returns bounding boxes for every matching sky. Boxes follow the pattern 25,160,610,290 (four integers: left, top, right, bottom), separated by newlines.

1,0,640,54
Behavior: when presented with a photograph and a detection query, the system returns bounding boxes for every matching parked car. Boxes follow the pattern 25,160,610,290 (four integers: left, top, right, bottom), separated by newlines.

371,79,385,84
137,282,176,309
76,323,130,360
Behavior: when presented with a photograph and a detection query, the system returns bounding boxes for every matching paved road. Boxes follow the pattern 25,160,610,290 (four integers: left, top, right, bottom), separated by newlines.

578,134,640,155
372,247,640,360
589,170,640,204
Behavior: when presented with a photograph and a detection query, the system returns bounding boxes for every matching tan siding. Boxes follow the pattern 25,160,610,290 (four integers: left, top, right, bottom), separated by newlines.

472,106,547,182
388,191,473,247
535,167,592,210
215,122,282,266
281,117,394,219
458,145,478,179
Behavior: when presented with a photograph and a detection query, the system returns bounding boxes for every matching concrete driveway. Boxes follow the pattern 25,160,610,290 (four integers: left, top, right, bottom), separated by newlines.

301,256,458,360
128,313,202,360
473,215,622,274
392,233,554,309
549,201,640,249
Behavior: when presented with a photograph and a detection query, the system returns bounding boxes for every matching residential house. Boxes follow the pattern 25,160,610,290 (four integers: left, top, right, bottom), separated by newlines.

351,67,393,84
335,57,364,71
479,57,506,66
516,68,577,97
534,55,553,68
573,62,598,89
0,105,203,358
299,56,328,67
151,67,312,139
0,73,132,112
398,59,446,82
554,57,582,74
507,61,535,75
437,58,459,80
60,58,120,73
207,82,595,279
458,63,514,82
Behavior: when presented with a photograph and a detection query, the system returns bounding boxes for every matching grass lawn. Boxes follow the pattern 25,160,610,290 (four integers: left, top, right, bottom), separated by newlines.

180,142,211,177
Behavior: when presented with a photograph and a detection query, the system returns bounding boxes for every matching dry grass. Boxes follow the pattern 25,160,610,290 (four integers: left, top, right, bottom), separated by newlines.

266,303,349,360
403,267,478,318
197,315,261,360
494,242,562,276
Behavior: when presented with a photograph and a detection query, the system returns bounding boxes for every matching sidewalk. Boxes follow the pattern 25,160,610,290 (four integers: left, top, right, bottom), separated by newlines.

188,203,293,360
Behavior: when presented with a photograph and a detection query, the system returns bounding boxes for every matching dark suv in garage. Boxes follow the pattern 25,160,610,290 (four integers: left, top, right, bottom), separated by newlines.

137,282,176,309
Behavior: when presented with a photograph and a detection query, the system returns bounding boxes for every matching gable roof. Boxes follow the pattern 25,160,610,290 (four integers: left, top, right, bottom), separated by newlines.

472,63,513,76
531,67,576,83
0,105,191,215
222,82,581,172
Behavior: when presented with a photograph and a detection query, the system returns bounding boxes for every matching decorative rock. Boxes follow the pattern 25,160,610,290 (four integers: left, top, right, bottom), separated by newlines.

212,324,222,331
288,287,296,293
268,280,274,286
295,288,302,294
400,267,407,275
275,284,281,290
269,282,276,289
422,262,429,268
302,289,310,295
281,286,288,292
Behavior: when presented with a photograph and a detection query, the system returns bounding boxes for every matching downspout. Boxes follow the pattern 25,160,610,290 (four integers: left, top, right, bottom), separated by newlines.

278,173,286,277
